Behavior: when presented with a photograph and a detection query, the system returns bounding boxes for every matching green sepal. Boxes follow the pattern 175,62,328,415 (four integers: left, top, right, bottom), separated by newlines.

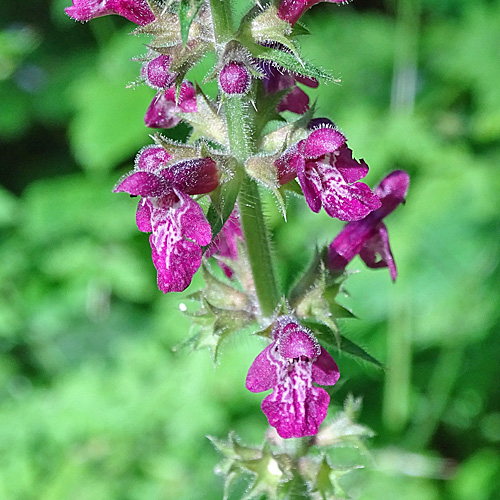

178,0,204,46
208,432,262,462
245,152,287,219
303,319,384,370
280,179,303,197
204,160,242,244
152,132,201,160
184,298,254,362
291,22,310,37
134,2,181,45
289,248,355,346
238,443,293,500
312,395,375,452
251,45,334,83
247,5,302,62
288,247,325,306
277,470,310,500
180,83,228,145
198,262,250,311
253,86,289,141
209,433,288,500
258,115,309,153
308,455,360,500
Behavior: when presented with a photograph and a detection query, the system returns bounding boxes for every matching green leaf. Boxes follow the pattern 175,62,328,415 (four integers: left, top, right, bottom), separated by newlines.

302,320,384,369
178,0,204,46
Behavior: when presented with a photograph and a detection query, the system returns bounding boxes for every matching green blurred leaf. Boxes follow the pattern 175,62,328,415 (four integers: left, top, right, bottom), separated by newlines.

178,0,204,46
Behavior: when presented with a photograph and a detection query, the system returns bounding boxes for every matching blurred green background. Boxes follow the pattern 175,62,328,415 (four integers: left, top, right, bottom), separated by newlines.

1,0,499,498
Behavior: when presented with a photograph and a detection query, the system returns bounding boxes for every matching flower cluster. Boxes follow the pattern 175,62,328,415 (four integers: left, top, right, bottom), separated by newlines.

66,0,409,453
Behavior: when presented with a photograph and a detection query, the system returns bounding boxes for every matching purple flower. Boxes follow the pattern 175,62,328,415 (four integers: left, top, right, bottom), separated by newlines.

205,211,244,278
144,81,197,129
113,145,219,292
260,60,318,115
277,0,347,26
275,126,381,221
65,0,154,25
246,315,340,439
328,170,410,281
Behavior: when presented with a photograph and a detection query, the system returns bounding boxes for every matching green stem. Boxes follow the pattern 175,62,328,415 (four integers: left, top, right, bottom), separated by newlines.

239,176,281,318
225,95,280,318
210,1,281,318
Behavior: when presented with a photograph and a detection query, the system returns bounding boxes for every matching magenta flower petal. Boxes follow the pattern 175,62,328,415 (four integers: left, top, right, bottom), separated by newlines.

164,82,197,113
149,191,211,293
174,189,212,247
166,157,219,195
145,83,197,129
136,198,152,232
374,169,410,218
65,0,154,25
328,218,374,270
359,223,398,281
144,92,181,129
113,171,167,197
277,0,346,26
277,86,310,114
317,163,381,221
328,170,409,280
297,160,323,213
115,140,219,293
246,344,281,393
295,74,319,88
275,143,303,186
135,145,172,172
312,348,340,385
275,127,381,221
143,55,176,90
261,366,331,439
304,128,346,159
205,211,243,278
334,145,370,183
259,60,315,115
219,62,251,95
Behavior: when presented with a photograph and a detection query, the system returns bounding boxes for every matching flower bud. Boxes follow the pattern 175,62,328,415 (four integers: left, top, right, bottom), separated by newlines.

219,62,251,95
142,55,176,90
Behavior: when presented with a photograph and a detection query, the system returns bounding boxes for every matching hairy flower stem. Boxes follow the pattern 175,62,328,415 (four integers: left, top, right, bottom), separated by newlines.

210,0,280,317
225,96,280,319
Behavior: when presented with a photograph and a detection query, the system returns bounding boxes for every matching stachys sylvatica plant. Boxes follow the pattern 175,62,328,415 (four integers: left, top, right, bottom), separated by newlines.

65,0,409,497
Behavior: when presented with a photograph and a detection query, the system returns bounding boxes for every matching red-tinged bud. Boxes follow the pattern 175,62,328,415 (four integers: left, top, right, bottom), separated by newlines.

219,62,251,95
142,55,176,90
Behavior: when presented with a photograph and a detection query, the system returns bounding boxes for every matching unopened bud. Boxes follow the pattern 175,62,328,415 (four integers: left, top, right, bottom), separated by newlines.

143,55,176,90
219,62,251,95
